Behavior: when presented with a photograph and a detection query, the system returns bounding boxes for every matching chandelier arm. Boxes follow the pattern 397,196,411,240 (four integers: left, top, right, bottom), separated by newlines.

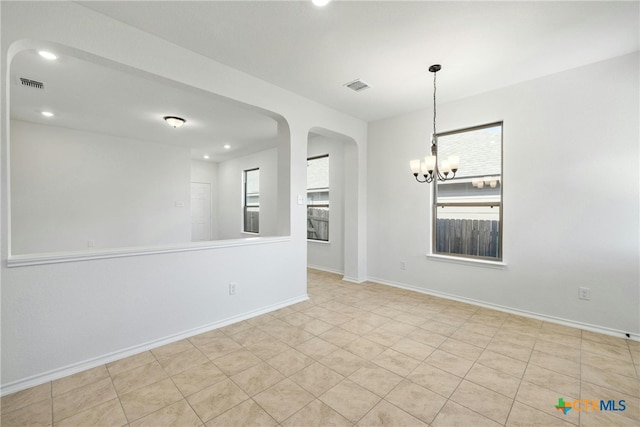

413,173,434,183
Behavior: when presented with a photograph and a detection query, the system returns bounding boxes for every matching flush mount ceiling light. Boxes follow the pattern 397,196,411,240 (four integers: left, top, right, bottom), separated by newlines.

38,51,57,60
41,111,54,117
410,64,460,183
203,154,210,160
312,0,331,6
224,144,231,150
163,116,185,128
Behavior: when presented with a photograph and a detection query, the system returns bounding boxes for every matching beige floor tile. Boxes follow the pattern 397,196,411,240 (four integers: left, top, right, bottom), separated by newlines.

406,362,462,398
357,399,427,427
156,346,209,376
267,348,315,376
295,337,340,359
253,379,315,423
0,397,51,427
300,318,335,335
578,409,640,427
118,378,183,422
390,338,435,361
457,321,499,338
492,330,537,349
406,328,448,347
362,330,403,347
486,339,533,362
529,350,581,379
128,399,201,427
111,361,168,395
432,400,502,427
376,320,417,337
385,379,446,424
230,362,285,396
506,401,574,427
581,339,633,362
211,349,261,376
419,320,458,336
151,339,194,360
186,378,249,422
581,381,640,422
533,340,581,363
282,399,352,427
219,320,253,336
582,351,638,378
581,366,640,397
348,363,403,397
425,349,474,377
540,322,582,338
340,318,378,335
228,326,272,346
245,339,291,360
170,361,227,397
206,399,277,427
477,349,527,378
537,331,582,349
1,382,51,414
465,363,521,398
187,328,224,348
319,327,359,347
515,381,579,425
371,348,420,377
320,379,380,423
197,336,243,360
450,380,512,424
290,362,344,397
320,348,367,376
440,338,483,361
53,377,117,422
106,351,156,376
52,365,109,397
281,311,314,327
343,337,386,360
582,330,629,347
55,398,127,427
523,364,580,397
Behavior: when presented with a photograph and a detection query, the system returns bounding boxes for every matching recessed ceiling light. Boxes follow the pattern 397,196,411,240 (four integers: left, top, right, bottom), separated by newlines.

224,144,231,149
38,51,57,60
203,155,210,159
312,0,331,6
41,111,54,117
164,116,186,128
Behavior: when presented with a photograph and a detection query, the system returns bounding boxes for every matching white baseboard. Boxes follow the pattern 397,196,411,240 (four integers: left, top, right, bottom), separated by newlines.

1,295,309,397
368,276,640,342
307,264,344,276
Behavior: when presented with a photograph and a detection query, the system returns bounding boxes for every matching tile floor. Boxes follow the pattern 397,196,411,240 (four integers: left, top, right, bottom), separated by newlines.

2,269,639,426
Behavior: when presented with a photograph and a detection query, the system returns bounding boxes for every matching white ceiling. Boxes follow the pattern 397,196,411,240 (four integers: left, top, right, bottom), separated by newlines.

79,0,639,122
10,1,639,161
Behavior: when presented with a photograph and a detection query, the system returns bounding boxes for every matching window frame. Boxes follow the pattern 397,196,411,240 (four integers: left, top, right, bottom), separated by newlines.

243,167,260,234
306,154,330,242
432,121,503,262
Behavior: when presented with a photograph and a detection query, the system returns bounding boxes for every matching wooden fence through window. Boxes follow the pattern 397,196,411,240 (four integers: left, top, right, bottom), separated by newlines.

307,207,329,241
435,218,499,258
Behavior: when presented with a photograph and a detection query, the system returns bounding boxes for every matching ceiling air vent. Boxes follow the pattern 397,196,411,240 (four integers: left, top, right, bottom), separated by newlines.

344,79,371,92
19,77,44,90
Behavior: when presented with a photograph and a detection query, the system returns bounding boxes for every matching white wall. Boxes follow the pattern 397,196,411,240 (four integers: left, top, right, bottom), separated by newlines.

1,1,367,393
367,52,639,336
307,135,344,273
217,148,279,240
11,120,191,254
191,159,219,240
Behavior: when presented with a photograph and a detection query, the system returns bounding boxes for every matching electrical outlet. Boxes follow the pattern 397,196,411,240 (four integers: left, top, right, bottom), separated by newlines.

579,287,591,300
229,283,237,295
400,261,406,270
87,240,95,248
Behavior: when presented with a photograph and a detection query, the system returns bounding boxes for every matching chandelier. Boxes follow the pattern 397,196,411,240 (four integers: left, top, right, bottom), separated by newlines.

410,65,459,183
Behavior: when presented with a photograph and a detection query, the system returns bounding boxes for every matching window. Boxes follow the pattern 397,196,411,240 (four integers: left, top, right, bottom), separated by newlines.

243,168,260,233
434,122,503,261
307,155,329,241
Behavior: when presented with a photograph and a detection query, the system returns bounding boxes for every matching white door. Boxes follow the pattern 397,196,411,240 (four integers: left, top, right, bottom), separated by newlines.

191,182,211,241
